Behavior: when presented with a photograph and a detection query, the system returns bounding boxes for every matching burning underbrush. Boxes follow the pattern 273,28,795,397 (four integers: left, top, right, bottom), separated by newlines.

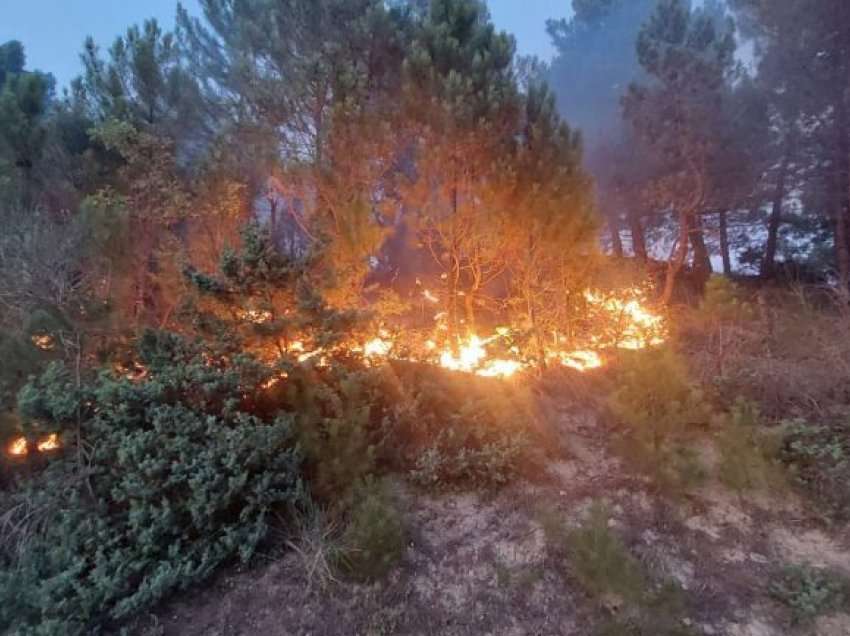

3,283,666,462
250,284,667,380
0,327,550,633
0,233,670,635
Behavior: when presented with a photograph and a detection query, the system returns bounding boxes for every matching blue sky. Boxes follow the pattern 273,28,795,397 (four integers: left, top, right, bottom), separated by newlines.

1,0,572,89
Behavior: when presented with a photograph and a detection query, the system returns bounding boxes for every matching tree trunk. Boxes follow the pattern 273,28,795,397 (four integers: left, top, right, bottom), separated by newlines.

447,178,461,349
689,213,712,288
718,210,732,276
761,147,790,279
608,213,624,258
628,208,647,261
661,211,690,305
835,99,850,295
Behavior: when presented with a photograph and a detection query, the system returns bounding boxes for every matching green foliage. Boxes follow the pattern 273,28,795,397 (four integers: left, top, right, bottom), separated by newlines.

0,329,41,411
390,364,535,488
541,503,694,636
781,418,850,520
716,399,786,493
288,366,385,501
337,478,406,582
0,45,53,205
609,348,709,492
2,333,304,635
700,276,754,324
560,503,646,605
770,565,849,624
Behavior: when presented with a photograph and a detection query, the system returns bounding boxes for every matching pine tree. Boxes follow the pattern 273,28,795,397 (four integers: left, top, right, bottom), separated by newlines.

401,0,520,338
624,0,737,303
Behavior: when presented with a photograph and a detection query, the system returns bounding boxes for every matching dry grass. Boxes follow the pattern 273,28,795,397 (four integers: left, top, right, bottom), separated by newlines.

281,503,345,593
683,284,850,418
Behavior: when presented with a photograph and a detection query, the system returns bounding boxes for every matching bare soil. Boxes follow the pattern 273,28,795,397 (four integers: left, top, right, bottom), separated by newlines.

133,400,850,636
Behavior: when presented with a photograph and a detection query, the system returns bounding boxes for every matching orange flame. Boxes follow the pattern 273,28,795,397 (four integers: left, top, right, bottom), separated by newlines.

31,334,55,351
266,286,664,379
37,433,60,452
8,436,27,457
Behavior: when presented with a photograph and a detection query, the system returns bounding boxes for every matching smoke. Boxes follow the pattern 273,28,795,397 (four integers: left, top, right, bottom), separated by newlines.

545,0,657,152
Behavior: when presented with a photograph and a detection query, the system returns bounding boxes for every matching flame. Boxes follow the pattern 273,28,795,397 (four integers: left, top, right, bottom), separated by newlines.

6,433,61,457
438,334,522,378
238,308,273,324
37,433,60,452
261,286,664,379
584,289,666,349
262,372,288,390
8,436,27,457
288,341,324,362
556,350,604,372
422,289,439,303
364,337,393,358
31,334,55,351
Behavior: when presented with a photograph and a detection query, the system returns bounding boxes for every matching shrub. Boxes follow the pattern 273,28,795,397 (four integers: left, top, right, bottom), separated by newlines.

286,365,386,500
541,503,695,636
608,348,710,492
716,399,786,493
1,333,304,635
388,363,536,488
337,478,406,582
561,503,646,605
770,565,849,624
781,418,850,520
699,276,754,324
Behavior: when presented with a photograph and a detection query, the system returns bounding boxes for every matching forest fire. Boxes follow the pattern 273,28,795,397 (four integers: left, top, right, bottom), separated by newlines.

36,433,61,452
7,436,28,457
265,286,665,379
437,334,523,378
30,334,55,351
6,433,61,458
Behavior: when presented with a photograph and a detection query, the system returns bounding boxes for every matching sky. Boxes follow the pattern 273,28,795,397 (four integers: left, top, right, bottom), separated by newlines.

0,0,572,89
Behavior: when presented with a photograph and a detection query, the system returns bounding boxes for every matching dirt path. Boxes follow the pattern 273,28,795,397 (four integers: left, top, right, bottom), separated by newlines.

134,405,850,636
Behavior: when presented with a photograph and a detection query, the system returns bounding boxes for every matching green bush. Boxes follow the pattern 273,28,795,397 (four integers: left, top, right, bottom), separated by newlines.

541,503,695,636
285,364,386,500
700,276,754,324
770,565,849,624
716,399,786,493
338,478,406,582
561,503,646,605
1,333,304,635
388,364,535,488
781,418,850,520
609,348,709,492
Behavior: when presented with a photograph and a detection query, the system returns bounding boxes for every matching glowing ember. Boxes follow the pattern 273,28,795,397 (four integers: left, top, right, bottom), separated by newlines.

8,436,27,456
31,334,55,351
238,308,273,324
557,350,604,372
37,433,60,452
262,373,288,389
422,289,439,303
287,341,324,362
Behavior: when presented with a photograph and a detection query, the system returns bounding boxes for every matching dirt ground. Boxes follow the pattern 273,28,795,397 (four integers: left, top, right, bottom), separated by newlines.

133,400,850,636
